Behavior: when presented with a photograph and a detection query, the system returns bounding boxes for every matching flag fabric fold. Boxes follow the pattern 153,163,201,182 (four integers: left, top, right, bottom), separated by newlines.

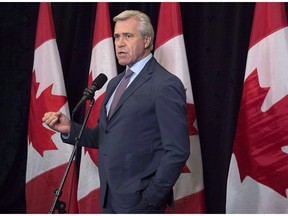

26,2,78,213
154,2,206,213
226,2,288,213
77,2,117,213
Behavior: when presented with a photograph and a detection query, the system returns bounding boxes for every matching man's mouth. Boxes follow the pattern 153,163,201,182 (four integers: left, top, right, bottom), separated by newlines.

118,51,127,56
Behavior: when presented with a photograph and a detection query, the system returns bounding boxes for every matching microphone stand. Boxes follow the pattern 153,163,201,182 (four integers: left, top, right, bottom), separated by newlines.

48,98,95,214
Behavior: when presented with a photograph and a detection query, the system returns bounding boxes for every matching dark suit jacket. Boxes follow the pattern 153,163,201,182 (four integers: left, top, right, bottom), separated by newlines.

63,57,190,213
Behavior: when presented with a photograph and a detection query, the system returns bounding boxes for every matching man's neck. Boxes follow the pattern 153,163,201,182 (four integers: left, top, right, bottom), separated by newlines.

127,53,152,74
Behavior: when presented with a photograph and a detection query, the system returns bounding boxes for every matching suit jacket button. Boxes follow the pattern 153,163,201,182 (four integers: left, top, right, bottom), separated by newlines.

105,130,110,134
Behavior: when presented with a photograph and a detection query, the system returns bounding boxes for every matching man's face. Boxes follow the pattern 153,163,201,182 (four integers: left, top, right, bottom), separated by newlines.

114,17,151,67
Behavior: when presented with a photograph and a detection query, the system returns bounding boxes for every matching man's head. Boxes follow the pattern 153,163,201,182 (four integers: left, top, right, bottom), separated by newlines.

113,10,154,67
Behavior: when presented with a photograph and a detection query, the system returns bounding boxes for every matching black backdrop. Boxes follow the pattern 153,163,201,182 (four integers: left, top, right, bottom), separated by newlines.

1,2,286,214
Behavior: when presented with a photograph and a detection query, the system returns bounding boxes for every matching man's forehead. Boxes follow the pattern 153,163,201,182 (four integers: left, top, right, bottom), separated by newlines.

115,18,138,28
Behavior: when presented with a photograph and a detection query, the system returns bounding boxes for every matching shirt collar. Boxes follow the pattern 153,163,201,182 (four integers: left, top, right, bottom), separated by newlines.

126,53,152,75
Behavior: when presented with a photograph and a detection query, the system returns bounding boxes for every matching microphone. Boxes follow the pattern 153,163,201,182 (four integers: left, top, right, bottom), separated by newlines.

72,73,108,114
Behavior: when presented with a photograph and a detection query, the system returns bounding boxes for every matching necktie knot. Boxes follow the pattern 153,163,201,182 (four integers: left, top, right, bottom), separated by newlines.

125,69,134,79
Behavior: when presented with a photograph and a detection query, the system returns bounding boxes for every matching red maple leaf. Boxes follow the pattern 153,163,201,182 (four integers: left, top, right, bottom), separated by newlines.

234,69,288,197
84,148,99,167
28,71,67,157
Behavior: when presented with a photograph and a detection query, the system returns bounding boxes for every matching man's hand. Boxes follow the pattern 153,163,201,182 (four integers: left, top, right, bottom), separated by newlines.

42,111,71,135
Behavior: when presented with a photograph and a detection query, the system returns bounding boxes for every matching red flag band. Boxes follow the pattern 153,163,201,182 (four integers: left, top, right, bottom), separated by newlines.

26,2,78,213
226,2,288,213
77,2,117,213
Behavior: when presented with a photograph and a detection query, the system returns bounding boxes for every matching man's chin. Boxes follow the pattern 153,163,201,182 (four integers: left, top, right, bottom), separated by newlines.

118,60,129,66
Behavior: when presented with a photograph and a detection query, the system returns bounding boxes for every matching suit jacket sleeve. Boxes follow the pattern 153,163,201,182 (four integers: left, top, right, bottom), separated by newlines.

142,75,190,206
61,121,100,149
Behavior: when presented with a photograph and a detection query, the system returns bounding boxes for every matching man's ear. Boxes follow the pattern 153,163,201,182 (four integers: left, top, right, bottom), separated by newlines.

144,36,152,49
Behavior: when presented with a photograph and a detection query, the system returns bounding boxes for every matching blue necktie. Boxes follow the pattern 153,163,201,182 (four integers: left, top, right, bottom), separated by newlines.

108,69,134,119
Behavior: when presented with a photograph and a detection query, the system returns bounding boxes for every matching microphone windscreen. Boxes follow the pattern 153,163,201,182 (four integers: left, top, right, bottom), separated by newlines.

92,73,108,90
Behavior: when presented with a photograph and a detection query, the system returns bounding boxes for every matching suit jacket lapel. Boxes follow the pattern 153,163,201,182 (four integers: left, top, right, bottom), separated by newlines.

108,58,156,120
102,72,124,124
103,72,124,106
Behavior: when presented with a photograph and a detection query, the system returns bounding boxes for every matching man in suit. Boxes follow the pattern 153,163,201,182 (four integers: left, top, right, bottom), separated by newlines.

43,10,190,213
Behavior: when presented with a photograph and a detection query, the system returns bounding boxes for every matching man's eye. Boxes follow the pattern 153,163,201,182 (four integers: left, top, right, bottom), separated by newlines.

125,34,133,38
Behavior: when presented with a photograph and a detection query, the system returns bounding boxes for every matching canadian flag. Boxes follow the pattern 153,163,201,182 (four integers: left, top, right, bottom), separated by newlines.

226,2,288,213
154,2,205,213
77,2,117,213
26,2,78,213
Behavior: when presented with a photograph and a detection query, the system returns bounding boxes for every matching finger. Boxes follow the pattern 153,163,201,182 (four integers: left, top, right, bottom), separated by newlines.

43,112,58,125
48,116,59,127
42,112,53,122
54,111,62,117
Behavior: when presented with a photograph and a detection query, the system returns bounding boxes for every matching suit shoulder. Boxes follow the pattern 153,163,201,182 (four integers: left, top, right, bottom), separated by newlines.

153,60,184,86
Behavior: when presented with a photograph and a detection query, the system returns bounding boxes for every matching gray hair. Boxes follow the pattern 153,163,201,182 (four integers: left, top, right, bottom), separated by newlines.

113,10,154,51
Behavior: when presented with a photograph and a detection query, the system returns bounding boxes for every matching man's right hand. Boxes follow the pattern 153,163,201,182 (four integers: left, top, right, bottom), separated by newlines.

42,111,71,135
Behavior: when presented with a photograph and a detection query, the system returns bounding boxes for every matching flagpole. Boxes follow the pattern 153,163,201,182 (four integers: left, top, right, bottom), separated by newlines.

48,98,95,214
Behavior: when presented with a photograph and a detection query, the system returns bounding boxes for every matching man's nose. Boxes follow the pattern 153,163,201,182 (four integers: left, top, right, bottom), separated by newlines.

116,37,125,47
